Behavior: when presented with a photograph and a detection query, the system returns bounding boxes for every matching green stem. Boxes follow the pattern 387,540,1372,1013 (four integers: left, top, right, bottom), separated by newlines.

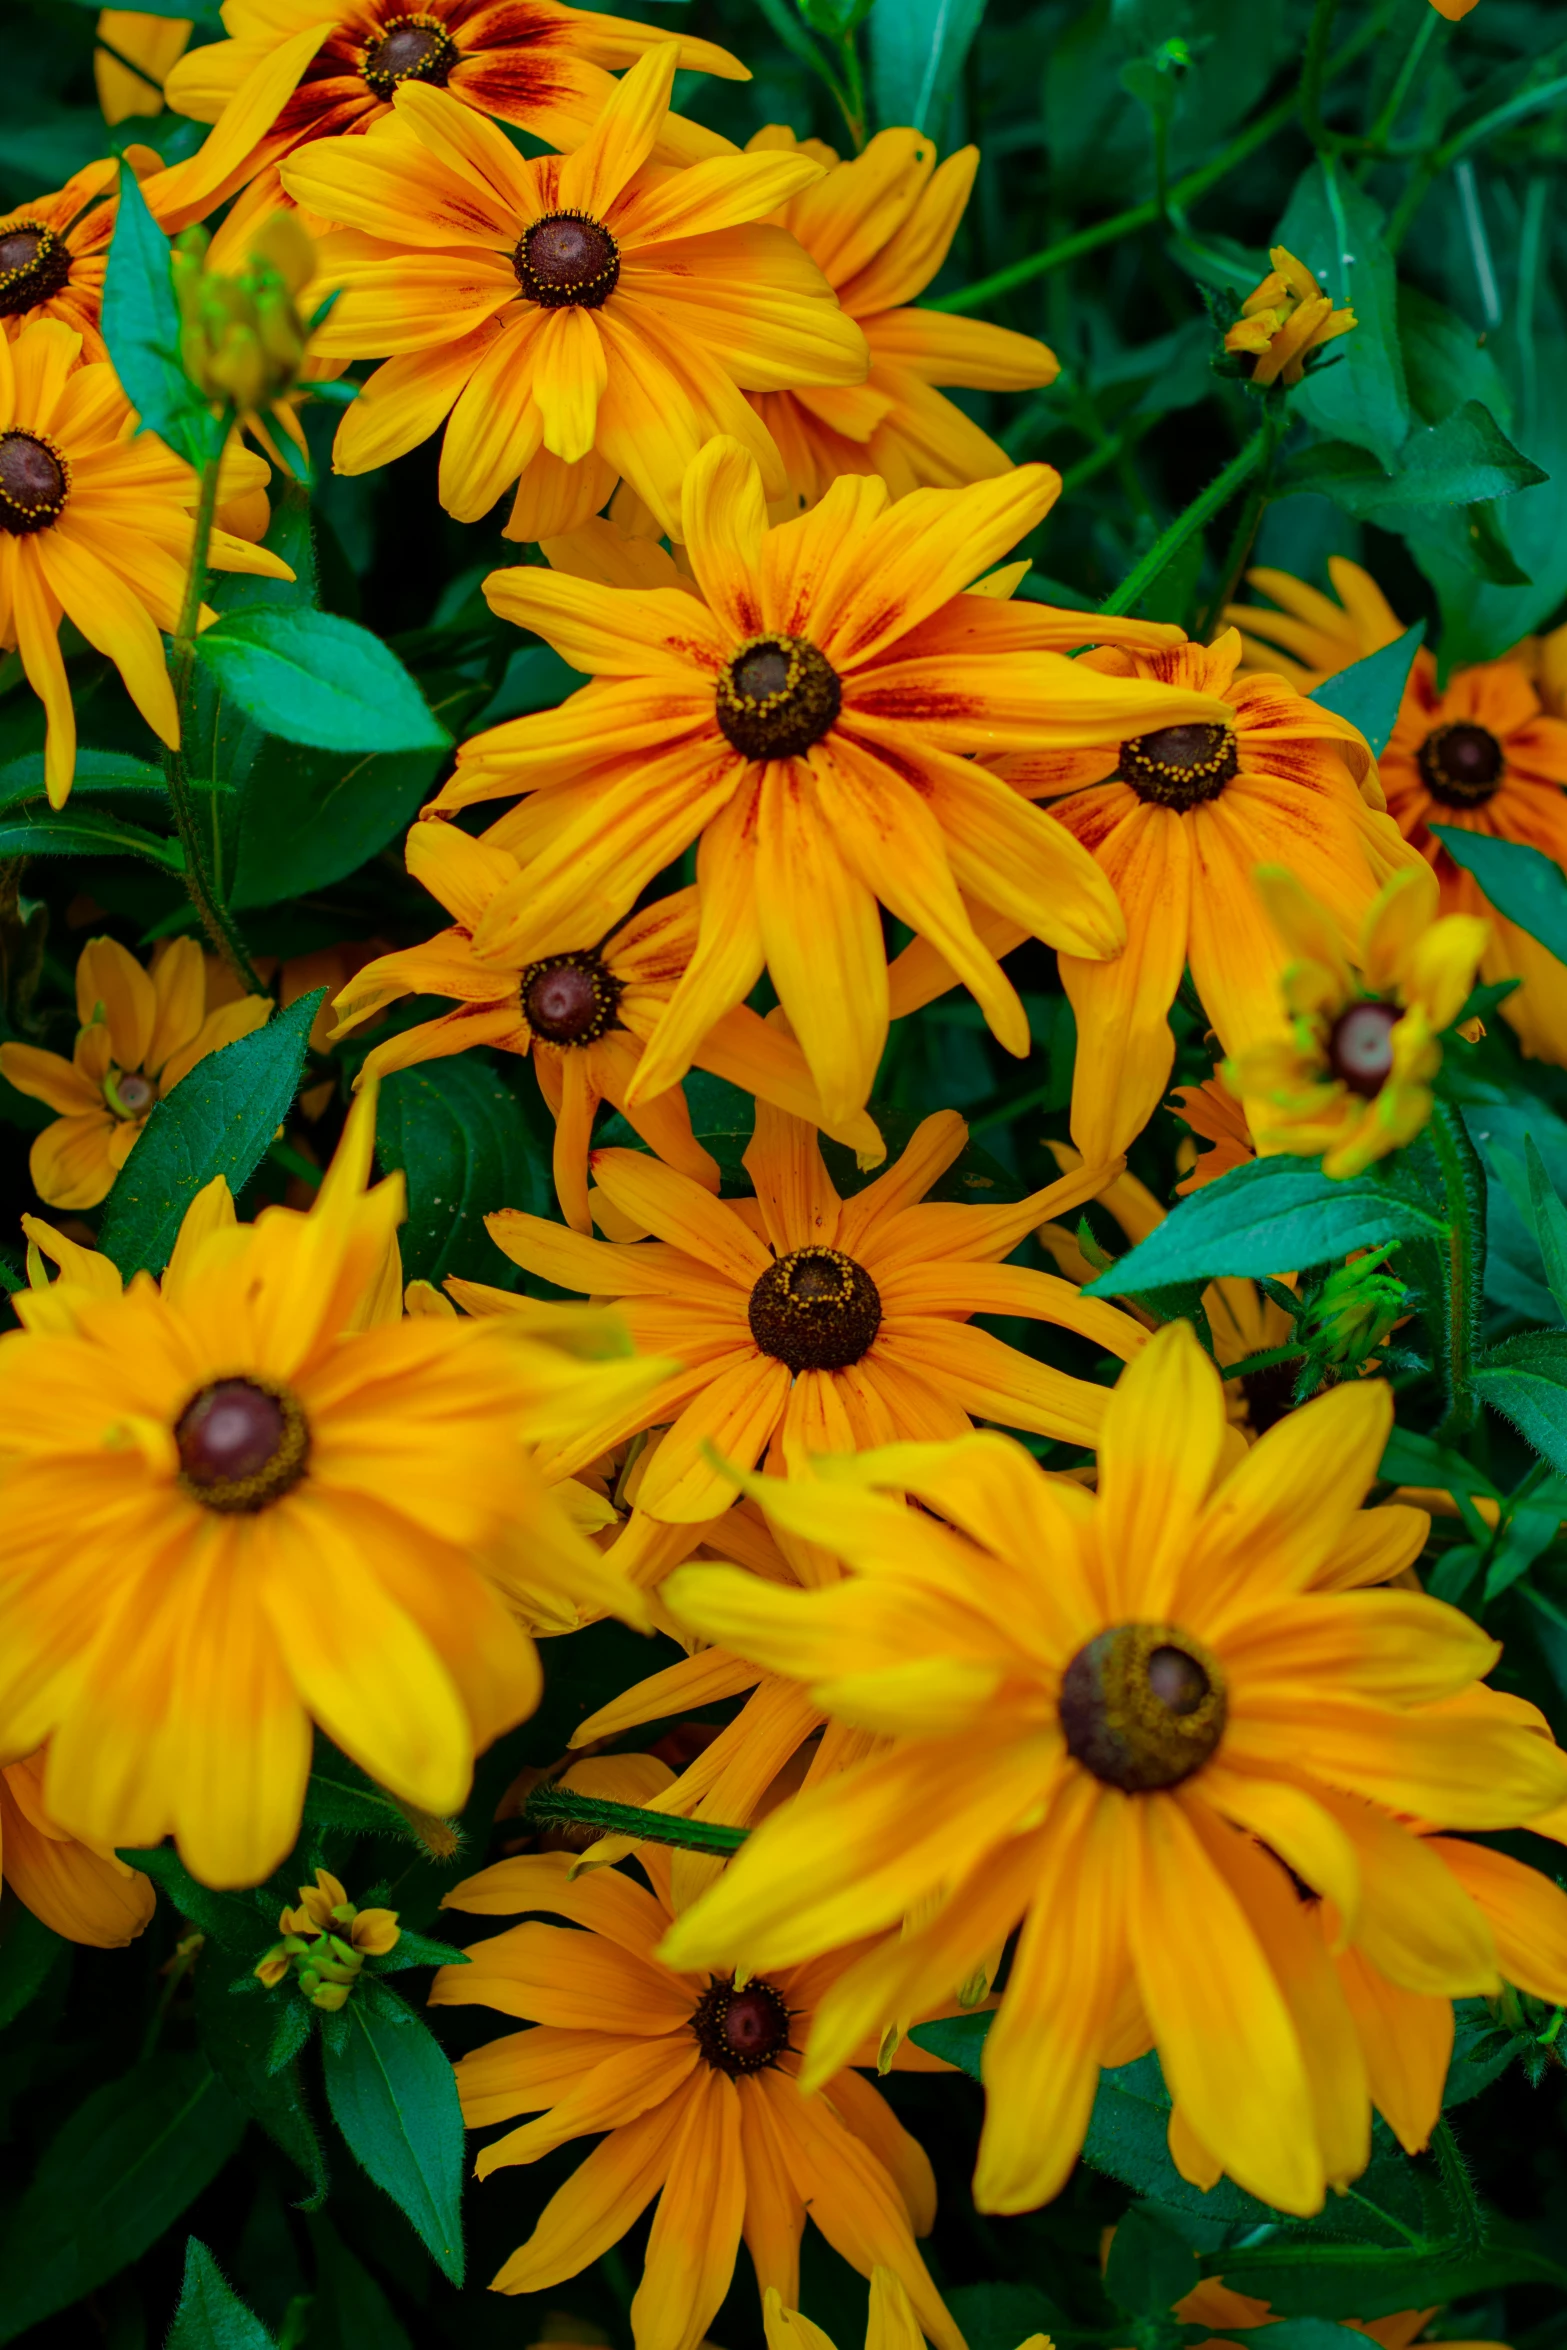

1300,0,1343,149
164,418,267,996
1196,406,1284,639
276,2300,315,2350
1429,1099,1487,1438
1099,424,1270,619
1365,7,1440,150
522,1783,750,1855
1432,2117,1487,2255
833,28,868,152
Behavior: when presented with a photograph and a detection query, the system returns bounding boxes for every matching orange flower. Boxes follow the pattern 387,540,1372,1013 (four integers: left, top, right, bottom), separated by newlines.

95,12,193,125
1226,556,1403,692
0,156,155,364
744,125,1057,506
1169,1072,1256,1192
0,1747,154,1947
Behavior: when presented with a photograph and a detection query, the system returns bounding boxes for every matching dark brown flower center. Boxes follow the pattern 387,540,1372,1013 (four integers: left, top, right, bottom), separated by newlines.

1121,722,1239,809
716,633,842,762
1059,1622,1226,1791
691,1976,792,2075
515,212,620,310
360,13,458,98
0,223,70,316
176,1377,310,1513
520,951,621,1046
748,1246,881,1372
112,1071,156,1116
1418,720,1504,808
0,429,69,536
1327,998,1400,1097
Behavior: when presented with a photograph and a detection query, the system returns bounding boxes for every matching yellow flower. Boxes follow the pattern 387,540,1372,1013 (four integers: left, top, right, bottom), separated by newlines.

1,157,150,364
430,432,1224,1131
1168,1072,1257,1192
0,1747,154,1947
430,1797,970,2350
766,2268,1048,2350
0,934,271,1210
1226,555,1404,692
329,822,883,1234
460,1094,1146,1524
1226,863,1490,1178
0,318,292,807
279,50,868,542
256,1864,401,2007
658,1324,1567,2217
1428,0,1478,17
744,124,1058,507
0,1084,664,1888
95,11,192,124
1223,245,1356,387
1146,2257,1503,2350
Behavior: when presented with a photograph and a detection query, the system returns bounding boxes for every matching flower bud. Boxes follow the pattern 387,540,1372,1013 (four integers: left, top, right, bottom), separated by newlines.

172,212,316,415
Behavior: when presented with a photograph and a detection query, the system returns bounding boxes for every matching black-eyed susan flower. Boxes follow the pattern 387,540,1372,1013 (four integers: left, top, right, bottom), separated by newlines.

1226,863,1490,1178
461,1096,1146,1523
658,1324,1567,2217
0,1747,154,1947
430,434,1227,1129
95,11,192,125
430,1810,969,2350
328,822,883,1233
979,628,1425,1161
280,50,867,541
0,157,141,363
0,934,271,1210
0,1086,664,1888
1223,245,1356,387
155,0,744,226
1225,555,1404,692
0,318,292,807
744,124,1058,507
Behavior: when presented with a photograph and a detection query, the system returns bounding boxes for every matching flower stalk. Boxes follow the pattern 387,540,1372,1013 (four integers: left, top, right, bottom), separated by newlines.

522,1781,751,1854
1429,1098,1488,1438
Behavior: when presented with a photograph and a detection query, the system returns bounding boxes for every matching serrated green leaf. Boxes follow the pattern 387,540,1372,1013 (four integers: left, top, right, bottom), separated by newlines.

1472,1328,1567,1476
321,1990,465,2283
0,805,183,868
117,1843,273,1952
1103,2201,1200,2315
100,166,217,469
1523,1134,1567,1320
1286,404,1547,519
1213,2228,1567,2318
1431,825,1567,965
1308,624,1424,758
372,1928,470,1973
907,2009,989,2077
1278,160,1407,470
166,2238,275,2350
194,1957,327,2207
1083,1156,1446,1295
97,986,324,1278
0,750,167,813
194,608,450,755
302,1753,422,1841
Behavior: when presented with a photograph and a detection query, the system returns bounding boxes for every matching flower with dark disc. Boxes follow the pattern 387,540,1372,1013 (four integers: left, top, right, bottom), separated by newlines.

716,633,843,761
360,13,458,99
1326,999,1400,1098
0,430,69,535
520,951,622,1046
748,1245,882,1372
1417,720,1505,809
1057,1621,1227,1792
176,1377,311,1513
1120,721,1239,809
0,223,70,317
514,212,621,310
690,1974,793,2075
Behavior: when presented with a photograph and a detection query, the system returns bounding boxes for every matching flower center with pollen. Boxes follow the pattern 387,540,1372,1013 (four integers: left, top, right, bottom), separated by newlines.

0,223,70,316
108,1070,156,1117
514,212,620,310
519,952,621,1046
748,1246,881,1373
176,1377,311,1513
1058,1621,1226,1791
690,1976,792,2075
1418,720,1505,808
716,633,842,762
0,429,69,536
1328,998,1400,1097
1121,722,1239,810
360,13,458,98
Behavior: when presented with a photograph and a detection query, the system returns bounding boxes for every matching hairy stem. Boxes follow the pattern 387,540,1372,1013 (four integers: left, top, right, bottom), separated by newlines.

522,1783,750,1855
1429,1099,1487,1438
1100,424,1270,619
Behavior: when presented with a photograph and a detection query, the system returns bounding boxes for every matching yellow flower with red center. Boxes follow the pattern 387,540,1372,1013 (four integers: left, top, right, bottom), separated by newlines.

429,433,1225,1130
0,934,272,1211
154,0,745,228
0,318,292,807
657,1325,1567,2217
0,157,151,364
279,50,868,541
95,11,192,124
328,821,883,1233
1223,245,1356,387
0,1747,154,1947
1226,863,1490,1178
459,1094,1145,1523
0,1084,664,1887
430,1811,971,2350
743,124,1058,507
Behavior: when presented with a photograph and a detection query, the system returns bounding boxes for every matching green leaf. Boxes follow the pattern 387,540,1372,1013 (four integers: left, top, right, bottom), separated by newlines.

117,1843,273,1953
166,2239,275,2350
1472,1328,1567,1477
944,2283,1065,2350
1400,283,1516,433
1286,404,1547,518
1103,2202,1200,2314
302,1747,431,1842
97,987,325,1278
1083,1156,1446,1295
1079,2054,1275,2223
194,608,451,756
373,1928,471,1974
194,1956,328,2208
374,1055,552,1287
1444,1997,1518,2107
1213,2227,1567,2318
1430,825,1567,964
1277,160,1407,470
1524,1134,1567,1321
321,1989,466,2283
869,0,987,139
100,166,216,469
0,749,167,813
0,1900,64,2031
1308,623,1424,758
0,2055,245,2344
907,2010,989,2077
303,2216,414,2350
0,805,183,868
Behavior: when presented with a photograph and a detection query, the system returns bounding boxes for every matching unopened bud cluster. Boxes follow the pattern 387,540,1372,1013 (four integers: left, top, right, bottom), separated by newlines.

254,1867,400,2012
172,211,315,415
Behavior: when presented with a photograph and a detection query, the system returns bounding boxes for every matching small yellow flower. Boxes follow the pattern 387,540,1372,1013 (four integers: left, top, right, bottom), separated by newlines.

1224,245,1356,388
256,1867,402,2006
0,935,270,1210
1226,863,1490,1179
